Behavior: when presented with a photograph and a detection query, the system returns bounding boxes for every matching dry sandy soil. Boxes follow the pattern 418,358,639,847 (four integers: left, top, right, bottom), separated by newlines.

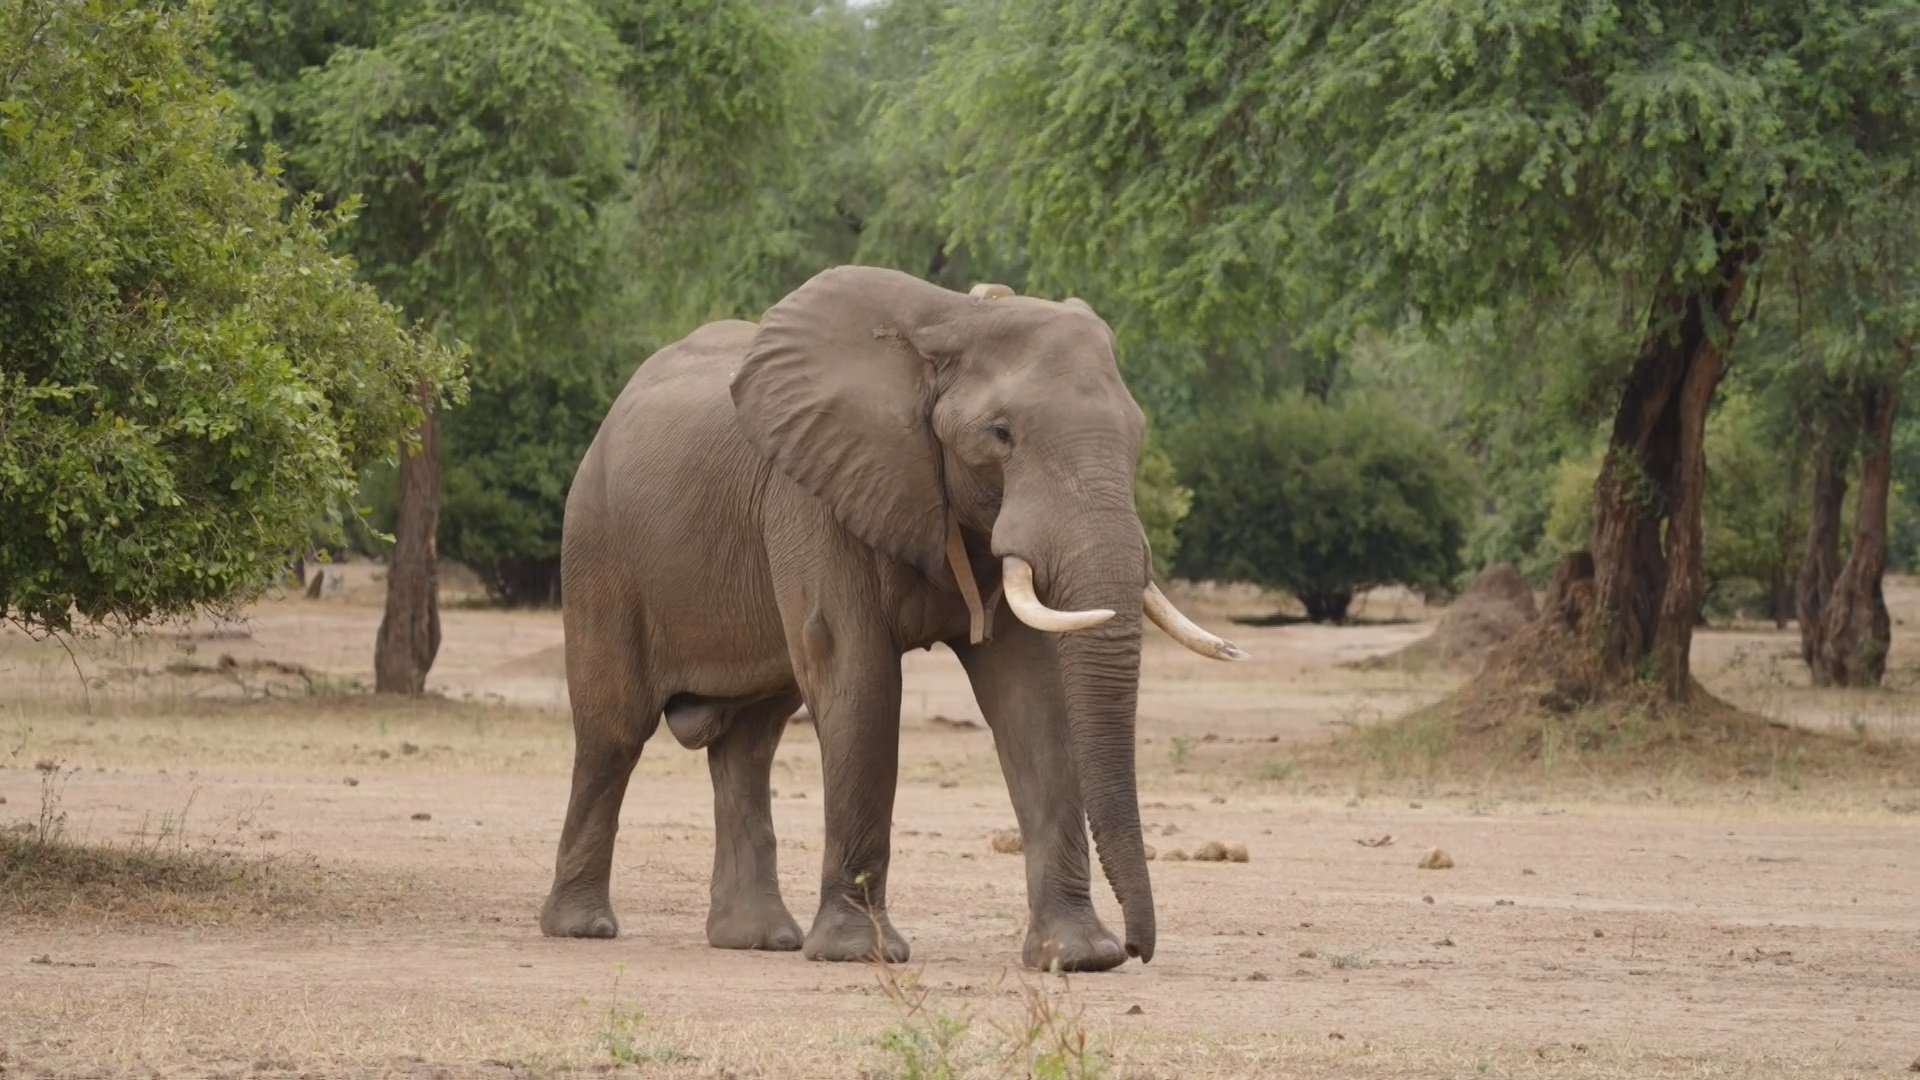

2,566,1917,1079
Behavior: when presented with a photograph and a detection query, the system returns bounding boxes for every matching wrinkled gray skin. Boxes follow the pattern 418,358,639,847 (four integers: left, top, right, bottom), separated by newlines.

540,266,1159,971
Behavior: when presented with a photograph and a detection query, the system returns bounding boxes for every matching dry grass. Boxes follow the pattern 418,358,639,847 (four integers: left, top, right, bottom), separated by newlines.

0,977,1870,1079
1214,606,1919,810
1,765,378,928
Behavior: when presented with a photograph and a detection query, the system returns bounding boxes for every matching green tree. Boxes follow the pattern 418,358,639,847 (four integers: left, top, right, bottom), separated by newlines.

0,0,457,635
914,0,1920,701
1172,397,1471,623
291,0,633,683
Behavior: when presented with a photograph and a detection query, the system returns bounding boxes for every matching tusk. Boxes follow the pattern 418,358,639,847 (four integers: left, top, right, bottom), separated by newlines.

970,283,1014,300
1144,581,1247,661
1000,557,1114,633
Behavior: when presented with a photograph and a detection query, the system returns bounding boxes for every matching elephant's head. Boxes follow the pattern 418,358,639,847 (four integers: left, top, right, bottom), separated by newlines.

730,266,1243,964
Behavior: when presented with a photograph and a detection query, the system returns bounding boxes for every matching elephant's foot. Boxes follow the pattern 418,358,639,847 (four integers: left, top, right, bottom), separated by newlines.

804,898,909,963
540,887,620,939
1023,909,1126,972
707,896,803,951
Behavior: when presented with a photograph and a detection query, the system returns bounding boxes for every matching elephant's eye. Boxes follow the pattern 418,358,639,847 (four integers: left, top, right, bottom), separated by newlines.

988,421,1014,448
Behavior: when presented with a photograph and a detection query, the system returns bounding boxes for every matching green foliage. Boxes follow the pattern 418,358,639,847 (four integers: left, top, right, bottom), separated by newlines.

439,367,622,603
262,0,814,602
1171,397,1473,620
0,0,458,633
1703,393,1804,615
292,0,631,354
1134,424,1189,580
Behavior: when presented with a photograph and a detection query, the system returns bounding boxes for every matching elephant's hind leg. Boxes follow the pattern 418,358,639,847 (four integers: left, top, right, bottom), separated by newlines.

702,692,805,951
541,604,662,939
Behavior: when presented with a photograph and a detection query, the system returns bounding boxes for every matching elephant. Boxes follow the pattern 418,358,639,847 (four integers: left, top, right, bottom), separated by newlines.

539,266,1244,972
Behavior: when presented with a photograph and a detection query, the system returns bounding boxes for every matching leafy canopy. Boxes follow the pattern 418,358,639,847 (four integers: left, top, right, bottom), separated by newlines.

0,0,459,633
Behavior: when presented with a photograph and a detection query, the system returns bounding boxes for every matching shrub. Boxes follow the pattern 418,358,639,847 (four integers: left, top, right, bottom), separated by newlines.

1171,396,1472,621
0,0,458,632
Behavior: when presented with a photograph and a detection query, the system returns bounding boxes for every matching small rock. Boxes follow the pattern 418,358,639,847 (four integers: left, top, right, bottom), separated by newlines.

1227,844,1249,863
1435,936,1454,947
1246,971,1271,982
1298,948,1318,959
1163,850,1189,862
989,831,1023,855
1418,848,1454,870
1422,895,1435,904
1142,844,1157,861
411,812,432,821
1522,868,1537,876
1192,841,1231,862
1209,796,1226,805
0,795,7,804
34,759,56,773
1328,1032,1345,1041
1495,899,1514,907
344,777,360,787
30,954,52,965
1593,929,1605,938
938,779,959,789
400,742,420,755
1408,801,1423,809
1124,1004,1144,1015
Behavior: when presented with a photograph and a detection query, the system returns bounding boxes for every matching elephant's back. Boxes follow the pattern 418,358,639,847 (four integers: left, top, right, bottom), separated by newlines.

583,319,761,493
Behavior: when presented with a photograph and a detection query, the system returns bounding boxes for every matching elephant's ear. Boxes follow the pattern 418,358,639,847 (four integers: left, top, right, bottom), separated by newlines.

730,266,974,577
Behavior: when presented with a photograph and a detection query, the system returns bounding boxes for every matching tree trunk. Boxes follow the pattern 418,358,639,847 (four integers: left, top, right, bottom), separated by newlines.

1300,590,1353,624
1769,570,1791,630
375,396,443,695
1812,371,1904,687
1795,426,1847,667
1586,242,1755,702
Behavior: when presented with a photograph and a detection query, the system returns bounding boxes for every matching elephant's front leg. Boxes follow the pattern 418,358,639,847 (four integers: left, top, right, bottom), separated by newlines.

791,608,910,963
953,615,1126,972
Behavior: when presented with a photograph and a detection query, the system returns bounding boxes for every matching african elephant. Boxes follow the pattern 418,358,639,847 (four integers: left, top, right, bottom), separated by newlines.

539,266,1243,972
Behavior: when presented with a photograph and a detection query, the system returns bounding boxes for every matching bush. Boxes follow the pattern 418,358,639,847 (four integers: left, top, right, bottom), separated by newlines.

1171,396,1472,621
1135,422,1190,580
0,0,458,633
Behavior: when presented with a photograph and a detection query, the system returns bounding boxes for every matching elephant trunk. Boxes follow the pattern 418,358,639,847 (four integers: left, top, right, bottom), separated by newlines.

1050,543,1155,962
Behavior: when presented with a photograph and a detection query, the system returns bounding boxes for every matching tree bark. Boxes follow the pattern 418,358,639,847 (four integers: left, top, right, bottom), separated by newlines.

1586,241,1755,701
1812,370,1904,687
1795,425,1847,666
375,395,442,695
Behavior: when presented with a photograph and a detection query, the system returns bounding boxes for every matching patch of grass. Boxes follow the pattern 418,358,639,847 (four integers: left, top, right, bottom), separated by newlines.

1,763,342,927
1169,736,1195,769
862,888,1108,1080
1354,706,1454,782
1327,948,1373,971
594,969,697,1068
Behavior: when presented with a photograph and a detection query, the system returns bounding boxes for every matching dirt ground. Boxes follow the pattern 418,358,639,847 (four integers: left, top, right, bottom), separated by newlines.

2,566,1917,1079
